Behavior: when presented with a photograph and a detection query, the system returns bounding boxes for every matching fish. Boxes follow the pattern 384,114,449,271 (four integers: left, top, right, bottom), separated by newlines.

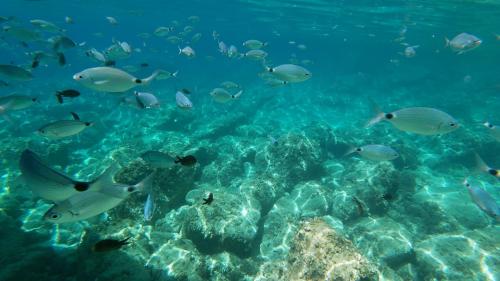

401,45,419,58
65,16,73,24
445,33,482,54
85,48,107,63
176,89,193,109
218,41,227,54
243,39,267,49
73,67,166,93
144,193,155,221
166,36,182,44
175,155,197,166
135,91,160,109
268,134,279,146
244,49,267,60
140,150,176,168
19,149,113,202
104,40,132,60
38,112,93,139
344,145,399,161
92,238,131,252
178,46,195,58
474,153,499,180
352,196,365,216
366,101,459,135
483,122,500,142
220,81,240,89
154,26,173,37
463,179,500,222
106,16,118,25
209,88,243,103
0,94,37,111
44,172,154,223
191,33,202,43
50,35,76,51
202,192,213,205
0,64,33,81
266,64,311,83
227,45,239,58
55,89,80,104
3,26,41,42
30,19,64,33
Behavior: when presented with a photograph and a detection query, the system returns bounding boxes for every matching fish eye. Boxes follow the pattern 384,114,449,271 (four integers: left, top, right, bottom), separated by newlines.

449,122,456,127
78,75,83,79
385,113,394,119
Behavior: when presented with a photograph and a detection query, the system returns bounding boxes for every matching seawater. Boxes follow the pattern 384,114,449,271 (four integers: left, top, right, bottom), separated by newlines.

0,1,499,281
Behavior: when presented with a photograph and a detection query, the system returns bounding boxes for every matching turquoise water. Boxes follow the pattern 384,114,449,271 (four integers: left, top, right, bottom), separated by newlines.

1,0,499,280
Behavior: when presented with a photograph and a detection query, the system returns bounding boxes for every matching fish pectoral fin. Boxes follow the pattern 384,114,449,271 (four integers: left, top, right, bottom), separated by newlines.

93,80,109,85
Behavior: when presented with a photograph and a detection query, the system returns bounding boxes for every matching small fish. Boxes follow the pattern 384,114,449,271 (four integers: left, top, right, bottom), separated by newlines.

144,193,155,221
202,192,213,205
381,193,394,201
141,151,175,168
344,145,399,161
268,134,279,145
106,16,118,25
135,91,160,109
244,49,267,60
38,112,93,139
220,81,240,89
153,26,173,37
85,48,107,63
366,101,459,135
166,36,182,44
73,67,165,93
483,122,500,142
475,153,499,180
463,179,500,222
352,196,364,216
65,16,73,24
266,64,311,83
191,33,202,43
0,64,33,81
209,88,243,103
401,45,419,58
176,89,193,109
178,46,195,58
0,94,37,111
175,155,197,167
218,41,227,54
445,33,482,54
243,39,267,50
56,89,80,104
92,238,130,252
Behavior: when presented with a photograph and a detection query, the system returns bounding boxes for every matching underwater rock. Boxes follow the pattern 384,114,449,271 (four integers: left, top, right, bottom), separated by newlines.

177,187,261,256
205,252,258,280
257,218,378,281
351,217,415,270
254,132,325,187
238,173,288,214
415,227,500,281
193,112,247,140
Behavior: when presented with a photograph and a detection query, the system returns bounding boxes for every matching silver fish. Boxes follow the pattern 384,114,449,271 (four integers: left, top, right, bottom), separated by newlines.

140,150,175,168
209,88,242,103
19,149,111,202
178,46,195,57
243,39,267,50
345,145,399,161
144,193,155,221
135,91,160,109
245,49,267,60
367,102,459,135
0,64,33,81
463,179,500,222
0,94,37,110
483,122,500,142
475,153,499,180
44,172,153,223
218,41,227,54
38,112,92,139
266,64,311,83
446,33,481,54
176,89,192,109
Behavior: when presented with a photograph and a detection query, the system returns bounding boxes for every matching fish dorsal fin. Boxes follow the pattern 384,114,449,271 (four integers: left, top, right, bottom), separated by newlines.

71,112,80,120
90,163,120,192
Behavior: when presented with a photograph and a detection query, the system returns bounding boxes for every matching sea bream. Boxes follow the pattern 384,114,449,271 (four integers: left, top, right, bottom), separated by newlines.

176,89,193,109
209,88,243,103
463,179,500,222
19,149,113,202
73,67,168,93
243,39,267,49
366,101,459,135
266,64,311,83
135,91,160,109
0,64,33,81
44,169,154,223
345,144,399,161
38,112,92,139
0,94,37,111
445,33,482,54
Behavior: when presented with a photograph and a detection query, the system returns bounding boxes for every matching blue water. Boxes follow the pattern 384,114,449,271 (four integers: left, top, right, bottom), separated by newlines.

0,1,499,280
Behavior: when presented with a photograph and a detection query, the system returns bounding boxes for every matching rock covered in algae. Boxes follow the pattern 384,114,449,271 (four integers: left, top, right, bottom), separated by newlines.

256,218,378,281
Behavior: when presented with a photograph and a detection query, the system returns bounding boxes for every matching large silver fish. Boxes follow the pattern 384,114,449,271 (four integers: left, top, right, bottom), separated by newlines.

176,89,192,109
19,149,112,202
446,33,481,54
209,88,242,103
73,67,166,93
345,144,399,161
463,179,500,222
367,102,459,135
266,64,311,83
135,91,160,109
44,172,154,223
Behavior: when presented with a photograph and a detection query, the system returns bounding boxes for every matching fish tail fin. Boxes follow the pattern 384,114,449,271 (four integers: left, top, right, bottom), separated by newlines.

474,153,491,174
365,99,385,127
232,90,243,99
140,70,163,85
343,145,358,157
134,172,155,193
91,163,120,192
178,46,182,54
445,37,450,47
171,70,179,78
